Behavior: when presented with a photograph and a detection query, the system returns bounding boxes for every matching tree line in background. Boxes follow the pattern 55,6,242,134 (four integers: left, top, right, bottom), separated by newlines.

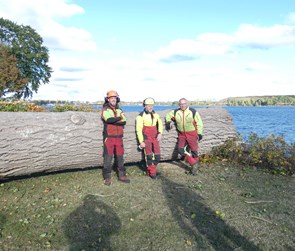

218,95,295,106
171,95,295,106
4,95,293,108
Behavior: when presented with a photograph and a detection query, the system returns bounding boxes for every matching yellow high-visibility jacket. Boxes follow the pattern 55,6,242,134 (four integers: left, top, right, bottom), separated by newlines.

165,107,203,134
136,111,163,144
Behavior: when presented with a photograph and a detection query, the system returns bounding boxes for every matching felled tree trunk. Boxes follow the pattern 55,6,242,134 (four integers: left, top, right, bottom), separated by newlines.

0,108,236,179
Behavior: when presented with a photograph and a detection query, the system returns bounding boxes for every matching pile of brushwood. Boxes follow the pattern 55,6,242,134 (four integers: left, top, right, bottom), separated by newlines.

203,132,294,176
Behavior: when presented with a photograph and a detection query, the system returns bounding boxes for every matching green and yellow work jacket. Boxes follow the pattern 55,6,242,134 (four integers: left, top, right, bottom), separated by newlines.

165,107,203,134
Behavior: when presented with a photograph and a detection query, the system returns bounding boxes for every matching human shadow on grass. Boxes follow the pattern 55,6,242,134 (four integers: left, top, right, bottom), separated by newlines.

169,158,193,173
63,194,121,251
159,176,261,251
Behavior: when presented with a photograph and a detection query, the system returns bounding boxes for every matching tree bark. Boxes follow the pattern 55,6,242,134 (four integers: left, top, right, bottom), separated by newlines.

0,108,236,179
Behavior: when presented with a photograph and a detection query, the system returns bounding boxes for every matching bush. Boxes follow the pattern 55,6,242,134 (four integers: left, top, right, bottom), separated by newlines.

0,101,46,112
208,133,295,175
0,101,97,112
246,133,294,175
51,103,95,112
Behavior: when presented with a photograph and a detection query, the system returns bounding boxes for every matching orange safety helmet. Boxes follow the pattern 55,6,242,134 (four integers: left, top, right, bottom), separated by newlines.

107,90,119,98
105,90,120,103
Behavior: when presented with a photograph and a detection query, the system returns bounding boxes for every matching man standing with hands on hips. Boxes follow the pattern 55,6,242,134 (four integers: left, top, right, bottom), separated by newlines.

165,98,203,175
101,90,130,186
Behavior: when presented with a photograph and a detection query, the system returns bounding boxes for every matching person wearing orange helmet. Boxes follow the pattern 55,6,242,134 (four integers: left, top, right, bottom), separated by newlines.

136,97,163,178
101,90,130,185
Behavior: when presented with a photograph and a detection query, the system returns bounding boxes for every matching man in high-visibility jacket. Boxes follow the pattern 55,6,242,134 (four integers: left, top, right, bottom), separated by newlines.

165,98,203,175
136,97,163,178
101,90,130,186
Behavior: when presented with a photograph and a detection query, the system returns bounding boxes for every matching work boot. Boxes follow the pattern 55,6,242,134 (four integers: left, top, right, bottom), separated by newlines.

104,178,112,186
118,175,130,183
190,163,199,176
148,165,157,179
190,168,198,176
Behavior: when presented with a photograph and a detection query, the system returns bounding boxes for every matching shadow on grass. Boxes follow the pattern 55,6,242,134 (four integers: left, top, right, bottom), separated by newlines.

159,176,261,251
63,194,121,251
168,159,192,173
0,213,6,238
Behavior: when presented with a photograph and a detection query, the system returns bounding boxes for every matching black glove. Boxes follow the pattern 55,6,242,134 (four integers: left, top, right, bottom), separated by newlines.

198,134,203,141
165,121,173,131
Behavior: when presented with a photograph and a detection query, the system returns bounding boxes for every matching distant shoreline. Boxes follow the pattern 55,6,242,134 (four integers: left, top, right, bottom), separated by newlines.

31,94,295,107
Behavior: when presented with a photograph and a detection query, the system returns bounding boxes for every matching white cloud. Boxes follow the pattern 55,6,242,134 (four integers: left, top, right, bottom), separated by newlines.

0,0,84,23
234,24,295,48
245,62,272,71
0,0,96,51
145,38,231,62
43,24,96,51
287,12,295,23
148,23,295,62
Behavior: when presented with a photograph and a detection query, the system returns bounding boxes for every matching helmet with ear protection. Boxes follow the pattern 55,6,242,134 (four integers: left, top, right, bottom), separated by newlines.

105,90,120,102
143,97,155,106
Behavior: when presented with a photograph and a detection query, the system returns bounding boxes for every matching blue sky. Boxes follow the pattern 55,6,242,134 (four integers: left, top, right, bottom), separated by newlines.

1,0,295,102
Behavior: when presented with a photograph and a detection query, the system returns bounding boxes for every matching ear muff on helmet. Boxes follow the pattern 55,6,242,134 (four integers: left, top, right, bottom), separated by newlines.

143,97,155,106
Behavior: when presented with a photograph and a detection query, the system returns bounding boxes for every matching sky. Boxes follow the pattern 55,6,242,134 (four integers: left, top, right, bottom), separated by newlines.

0,0,295,102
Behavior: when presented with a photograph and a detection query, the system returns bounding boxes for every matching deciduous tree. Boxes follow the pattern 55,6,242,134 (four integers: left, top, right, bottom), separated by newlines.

0,18,52,99
0,44,28,97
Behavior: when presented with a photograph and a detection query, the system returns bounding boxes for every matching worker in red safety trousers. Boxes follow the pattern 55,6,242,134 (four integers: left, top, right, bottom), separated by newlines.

101,90,130,186
136,97,163,179
165,98,203,175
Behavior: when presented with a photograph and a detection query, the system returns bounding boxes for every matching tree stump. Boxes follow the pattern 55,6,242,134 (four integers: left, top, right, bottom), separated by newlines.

0,108,236,179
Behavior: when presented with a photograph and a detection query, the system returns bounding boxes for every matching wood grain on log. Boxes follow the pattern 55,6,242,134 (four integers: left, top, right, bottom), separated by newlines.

0,108,236,179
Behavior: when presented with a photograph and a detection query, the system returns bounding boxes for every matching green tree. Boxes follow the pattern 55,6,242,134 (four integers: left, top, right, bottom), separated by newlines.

0,44,28,97
0,18,52,99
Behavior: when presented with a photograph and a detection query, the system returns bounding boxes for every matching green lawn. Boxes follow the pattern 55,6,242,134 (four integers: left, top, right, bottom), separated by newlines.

0,162,294,251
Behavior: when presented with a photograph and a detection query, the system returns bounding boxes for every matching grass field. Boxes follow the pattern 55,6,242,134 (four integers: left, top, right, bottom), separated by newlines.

0,161,294,251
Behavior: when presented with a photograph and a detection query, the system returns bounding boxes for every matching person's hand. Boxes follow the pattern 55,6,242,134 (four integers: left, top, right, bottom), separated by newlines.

198,134,203,141
165,121,173,131
157,134,162,141
139,142,146,149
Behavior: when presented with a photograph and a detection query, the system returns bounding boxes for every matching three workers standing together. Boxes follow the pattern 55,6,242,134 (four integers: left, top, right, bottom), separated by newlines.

101,90,203,186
